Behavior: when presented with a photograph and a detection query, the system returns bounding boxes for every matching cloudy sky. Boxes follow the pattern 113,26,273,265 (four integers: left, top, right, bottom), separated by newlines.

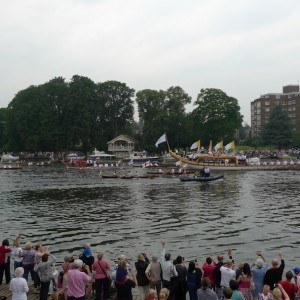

1,0,300,124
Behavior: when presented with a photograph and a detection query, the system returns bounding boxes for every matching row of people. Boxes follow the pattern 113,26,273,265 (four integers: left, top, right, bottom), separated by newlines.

2,237,300,300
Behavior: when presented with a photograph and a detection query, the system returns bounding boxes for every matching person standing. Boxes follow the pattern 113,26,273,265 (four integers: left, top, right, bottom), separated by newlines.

12,235,23,270
160,241,178,290
135,253,150,300
67,259,92,300
173,256,187,300
92,251,111,300
197,277,218,300
10,267,29,300
251,252,268,299
264,252,285,290
279,270,298,300
115,268,137,300
20,242,36,283
34,253,56,300
220,258,236,299
186,261,202,300
145,255,162,296
0,238,12,285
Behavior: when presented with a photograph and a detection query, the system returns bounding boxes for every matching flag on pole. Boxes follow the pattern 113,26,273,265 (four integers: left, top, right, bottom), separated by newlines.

190,140,200,150
208,140,213,153
155,134,167,147
214,140,223,151
225,141,235,151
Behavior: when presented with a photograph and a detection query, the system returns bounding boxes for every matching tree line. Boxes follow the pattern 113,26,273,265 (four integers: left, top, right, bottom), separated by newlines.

0,74,296,153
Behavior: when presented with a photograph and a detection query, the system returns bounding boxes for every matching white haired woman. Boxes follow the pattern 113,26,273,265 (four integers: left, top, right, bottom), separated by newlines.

10,267,29,300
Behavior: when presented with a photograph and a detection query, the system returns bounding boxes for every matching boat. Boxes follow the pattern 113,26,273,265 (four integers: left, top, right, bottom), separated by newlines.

66,152,86,161
1,154,19,163
101,174,155,179
0,163,22,170
1,153,21,170
123,151,160,166
169,150,300,171
89,148,116,161
147,169,195,175
180,174,224,182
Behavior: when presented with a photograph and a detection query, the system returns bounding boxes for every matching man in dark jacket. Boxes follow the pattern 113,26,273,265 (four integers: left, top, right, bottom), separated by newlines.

264,252,285,290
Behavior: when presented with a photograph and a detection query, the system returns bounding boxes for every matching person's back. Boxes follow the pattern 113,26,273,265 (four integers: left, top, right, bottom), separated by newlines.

67,259,91,299
264,257,285,290
197,277,218,300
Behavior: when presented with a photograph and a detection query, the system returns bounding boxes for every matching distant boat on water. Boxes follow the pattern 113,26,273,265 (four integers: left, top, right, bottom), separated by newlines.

1,153,19,162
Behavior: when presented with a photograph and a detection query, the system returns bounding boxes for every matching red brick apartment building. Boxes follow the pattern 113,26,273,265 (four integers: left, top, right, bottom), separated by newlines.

251,85,300,137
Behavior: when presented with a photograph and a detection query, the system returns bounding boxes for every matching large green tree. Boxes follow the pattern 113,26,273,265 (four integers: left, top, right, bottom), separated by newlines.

97,81,135,139
192,88,243,144
0,108,8,151
164,86,192,149
261,105,293,147
136,89,167,150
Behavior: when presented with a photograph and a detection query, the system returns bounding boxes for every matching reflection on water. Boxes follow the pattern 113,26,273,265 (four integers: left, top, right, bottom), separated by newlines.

0,166,299,268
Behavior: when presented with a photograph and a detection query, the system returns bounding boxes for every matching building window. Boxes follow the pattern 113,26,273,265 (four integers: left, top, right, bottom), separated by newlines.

257,102,261,108
282,102,287,105
265,119,269,124
288,107,292,111
293,100,296,104
265,114,269,118
293,106,296,111
265,101,270,105
265,107,270,112
276,95,280,99
276,101,280,105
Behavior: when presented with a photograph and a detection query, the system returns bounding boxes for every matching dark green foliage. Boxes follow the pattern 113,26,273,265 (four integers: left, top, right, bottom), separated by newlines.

0,77,244,152
192,88,243,144
3,76,135,152
261,105,293,148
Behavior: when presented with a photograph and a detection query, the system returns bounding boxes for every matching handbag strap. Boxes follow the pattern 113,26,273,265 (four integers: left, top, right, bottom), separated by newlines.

98,260,108,277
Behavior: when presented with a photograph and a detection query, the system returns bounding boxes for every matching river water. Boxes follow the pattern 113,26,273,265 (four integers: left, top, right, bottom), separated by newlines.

0,166,299,268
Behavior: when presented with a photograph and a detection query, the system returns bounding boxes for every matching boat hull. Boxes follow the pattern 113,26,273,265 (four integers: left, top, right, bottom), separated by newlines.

180,174,224,182
169,151,300,171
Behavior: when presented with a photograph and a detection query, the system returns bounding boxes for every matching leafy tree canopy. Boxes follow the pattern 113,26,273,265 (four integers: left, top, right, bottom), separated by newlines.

192,88,243,143
261,105,293,148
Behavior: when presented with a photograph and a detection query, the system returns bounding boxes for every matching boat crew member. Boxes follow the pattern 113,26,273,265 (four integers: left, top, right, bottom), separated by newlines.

204,167,210,177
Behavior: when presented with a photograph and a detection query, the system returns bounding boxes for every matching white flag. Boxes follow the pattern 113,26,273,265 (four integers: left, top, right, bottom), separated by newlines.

155,134,167,147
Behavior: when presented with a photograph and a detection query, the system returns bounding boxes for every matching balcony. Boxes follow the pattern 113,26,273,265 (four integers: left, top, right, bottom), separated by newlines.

108,145,134,152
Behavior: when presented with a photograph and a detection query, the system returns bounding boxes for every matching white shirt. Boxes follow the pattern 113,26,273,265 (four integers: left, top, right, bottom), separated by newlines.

220,266,236,287
12,247,23,263
10,277,29,300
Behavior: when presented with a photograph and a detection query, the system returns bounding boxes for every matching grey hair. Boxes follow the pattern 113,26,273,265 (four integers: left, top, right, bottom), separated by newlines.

15,267,24,277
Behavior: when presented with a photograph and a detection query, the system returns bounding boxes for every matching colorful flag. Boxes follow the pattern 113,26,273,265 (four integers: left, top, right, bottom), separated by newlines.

190,140,200,150
214,140,223,151
225,141,235,151
155,134,167,147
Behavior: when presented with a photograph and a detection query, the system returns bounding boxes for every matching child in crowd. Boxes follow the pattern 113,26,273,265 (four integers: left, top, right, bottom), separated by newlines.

258,285,273,300
145,289,157,300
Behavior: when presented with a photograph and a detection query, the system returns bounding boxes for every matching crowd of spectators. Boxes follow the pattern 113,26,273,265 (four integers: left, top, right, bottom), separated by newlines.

1,236,300,300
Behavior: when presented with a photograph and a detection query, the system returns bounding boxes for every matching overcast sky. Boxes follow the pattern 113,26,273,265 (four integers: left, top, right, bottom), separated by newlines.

1,0,300,124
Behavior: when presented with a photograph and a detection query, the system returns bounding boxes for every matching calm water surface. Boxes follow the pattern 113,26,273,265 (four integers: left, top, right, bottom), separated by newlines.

0,166,299,268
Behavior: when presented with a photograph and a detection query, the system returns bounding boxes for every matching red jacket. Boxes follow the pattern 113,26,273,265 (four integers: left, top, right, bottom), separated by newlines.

0,245,11,264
